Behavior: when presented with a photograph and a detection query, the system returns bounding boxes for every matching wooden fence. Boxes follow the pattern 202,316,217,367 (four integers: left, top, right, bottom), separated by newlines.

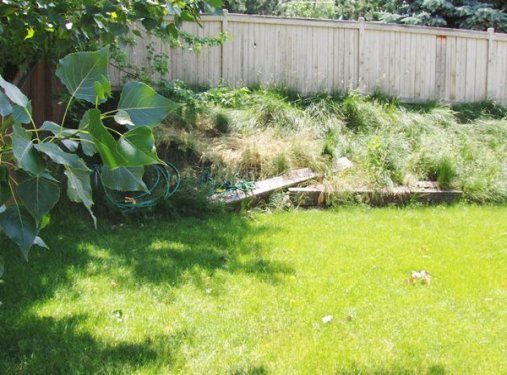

16,62,63,125
111,12,507,105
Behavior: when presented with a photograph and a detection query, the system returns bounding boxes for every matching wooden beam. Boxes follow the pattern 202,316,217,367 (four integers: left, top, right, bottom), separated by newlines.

289,183,463,207
210,168,319,206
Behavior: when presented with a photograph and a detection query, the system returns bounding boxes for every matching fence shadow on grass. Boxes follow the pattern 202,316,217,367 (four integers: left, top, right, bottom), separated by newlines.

0,208,292,373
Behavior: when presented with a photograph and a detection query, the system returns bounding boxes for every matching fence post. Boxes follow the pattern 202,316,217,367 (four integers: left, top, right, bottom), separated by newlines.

221,9,229,82
486,27,495,100
357,17,365,93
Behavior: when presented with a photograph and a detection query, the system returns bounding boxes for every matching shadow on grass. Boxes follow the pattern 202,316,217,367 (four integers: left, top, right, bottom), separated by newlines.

89,213,294,286
0,315,177,374
399,99,506,123
0,209,292,373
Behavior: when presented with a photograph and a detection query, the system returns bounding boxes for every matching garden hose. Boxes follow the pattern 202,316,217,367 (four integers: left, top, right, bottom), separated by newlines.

94,163,181,211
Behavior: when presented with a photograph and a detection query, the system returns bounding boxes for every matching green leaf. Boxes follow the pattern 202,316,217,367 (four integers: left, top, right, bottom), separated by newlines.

180,11,195,22
94,81,105,102
118,126,163,166
33,236,48,249
102,79,112,98
113,109,134,126
11,101,33,124
40,122,80,151
88,109,162,169
0,205,38,260
117,81,178,127
0,90,12,116
35,143,90,172
78,111,97,157
39,214,51,230
12,123,45,175
109,23,129,36
55,47,110,104
40,121,79,137
93,75,111,102
0,74,28,107
16,170,60,224
142,17,158,30
0,255,4,278
25,27,35,40
61,139,79,152
101,166,149,193
167,23,179,39
75,107,165,173
64,168,96,227
207,0,224,8
87,109,127,169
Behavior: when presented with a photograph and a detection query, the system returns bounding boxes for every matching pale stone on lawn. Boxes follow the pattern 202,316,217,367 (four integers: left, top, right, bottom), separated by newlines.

322,315,333,324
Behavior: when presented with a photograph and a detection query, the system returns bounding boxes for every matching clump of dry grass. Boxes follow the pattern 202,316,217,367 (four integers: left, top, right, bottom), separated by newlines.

201,128,326,180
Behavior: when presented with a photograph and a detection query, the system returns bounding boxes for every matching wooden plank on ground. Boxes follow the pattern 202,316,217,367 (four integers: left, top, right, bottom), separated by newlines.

211,168,319,206
289,182,462,207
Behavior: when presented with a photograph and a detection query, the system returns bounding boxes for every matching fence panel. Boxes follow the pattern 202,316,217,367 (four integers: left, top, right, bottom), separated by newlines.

110,13,507,105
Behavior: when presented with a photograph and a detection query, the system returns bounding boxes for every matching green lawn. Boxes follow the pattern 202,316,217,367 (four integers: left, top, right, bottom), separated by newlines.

1,206,506,374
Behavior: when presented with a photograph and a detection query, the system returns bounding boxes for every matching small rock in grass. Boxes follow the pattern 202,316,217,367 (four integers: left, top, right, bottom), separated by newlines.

333,156,353,172
322,315,333,324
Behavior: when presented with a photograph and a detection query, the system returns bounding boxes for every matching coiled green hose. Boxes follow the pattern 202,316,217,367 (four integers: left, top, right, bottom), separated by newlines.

94,163,181,211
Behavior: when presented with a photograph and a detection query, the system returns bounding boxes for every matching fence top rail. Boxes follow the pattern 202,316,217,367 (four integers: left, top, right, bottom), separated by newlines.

198,12,507,41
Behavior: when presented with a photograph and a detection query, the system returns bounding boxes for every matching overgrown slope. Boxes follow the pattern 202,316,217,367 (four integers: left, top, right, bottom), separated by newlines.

156,82,507,202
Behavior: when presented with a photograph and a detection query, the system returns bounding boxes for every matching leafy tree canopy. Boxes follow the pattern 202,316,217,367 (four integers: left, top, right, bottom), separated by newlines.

0,0,224,77
224,0,279,15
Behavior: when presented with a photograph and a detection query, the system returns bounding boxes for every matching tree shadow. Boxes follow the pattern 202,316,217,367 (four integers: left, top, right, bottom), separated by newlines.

0,313,187,374
85,212,294,286
0,211,292,372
